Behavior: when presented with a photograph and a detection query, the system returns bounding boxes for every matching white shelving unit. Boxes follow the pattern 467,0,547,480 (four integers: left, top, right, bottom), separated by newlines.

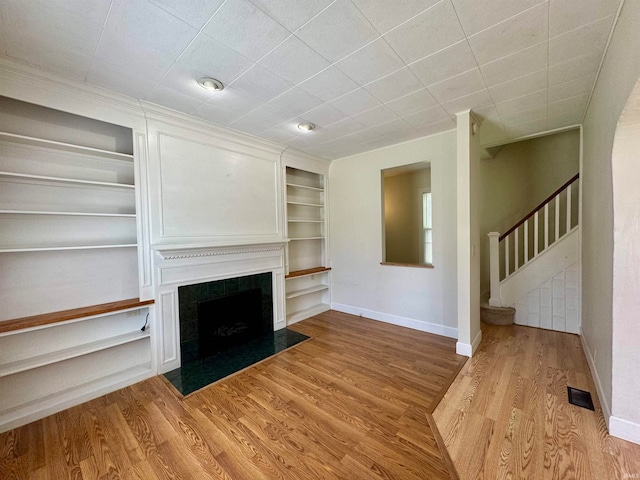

0,96,153,432
285,167,331,324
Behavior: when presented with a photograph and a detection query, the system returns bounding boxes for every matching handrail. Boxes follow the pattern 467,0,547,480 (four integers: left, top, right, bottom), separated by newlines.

499,173,579,242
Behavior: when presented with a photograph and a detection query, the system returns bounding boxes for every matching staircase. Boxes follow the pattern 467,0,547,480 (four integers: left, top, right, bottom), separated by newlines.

486,174,580,333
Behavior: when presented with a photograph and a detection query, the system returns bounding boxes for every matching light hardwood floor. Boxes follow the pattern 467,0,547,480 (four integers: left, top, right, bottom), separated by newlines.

0,311,467,479
433,322,640,479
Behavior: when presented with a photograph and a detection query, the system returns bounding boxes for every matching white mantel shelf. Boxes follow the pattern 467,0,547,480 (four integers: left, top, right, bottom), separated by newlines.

153,240,290,260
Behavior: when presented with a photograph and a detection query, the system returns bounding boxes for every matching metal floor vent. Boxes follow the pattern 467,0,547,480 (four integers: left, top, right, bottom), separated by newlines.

567,386,595,411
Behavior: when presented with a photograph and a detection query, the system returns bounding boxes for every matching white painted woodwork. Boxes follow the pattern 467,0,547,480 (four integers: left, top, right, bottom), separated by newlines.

487,232,501,307
534,211,539,255
153,241,288,374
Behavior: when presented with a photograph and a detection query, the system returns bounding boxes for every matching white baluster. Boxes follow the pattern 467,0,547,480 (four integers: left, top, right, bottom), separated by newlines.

515,227,519,270
524,219,529,263
534,211,539,257
488,232,501,306
555,193,560,242
566,184,572,233
544,203,549,249
505,235,510,277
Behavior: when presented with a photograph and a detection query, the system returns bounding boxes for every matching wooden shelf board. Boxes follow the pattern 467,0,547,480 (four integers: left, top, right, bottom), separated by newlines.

0,298,155,334
0,131,134,161
287,201,324,208
286,267,331,279
0,210,136,217
0,243,137,253
286,303,330,325
286,284,329,299
286,182,324,192
0,330,150,377
0,171,135,189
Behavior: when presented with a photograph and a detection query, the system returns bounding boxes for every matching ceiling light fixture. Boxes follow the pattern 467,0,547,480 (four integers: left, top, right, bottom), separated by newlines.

298,122,316,132
197,77,224,91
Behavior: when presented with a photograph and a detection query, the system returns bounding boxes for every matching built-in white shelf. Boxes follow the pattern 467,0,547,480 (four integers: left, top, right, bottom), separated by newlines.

286,303,331,325
0,330,150,378
289,237,324,241
286,284,329,299
286,182,324,192
287,201,324,208
0,131,133,162
288,219,324,223
0,210,136,218
0,244,137,253
0,171,134,189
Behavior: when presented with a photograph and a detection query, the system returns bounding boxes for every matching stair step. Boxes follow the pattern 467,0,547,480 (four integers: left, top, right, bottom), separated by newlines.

481,305,515,326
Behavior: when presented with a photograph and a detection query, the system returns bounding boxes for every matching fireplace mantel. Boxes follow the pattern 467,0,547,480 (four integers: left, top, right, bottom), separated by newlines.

152,240,288,374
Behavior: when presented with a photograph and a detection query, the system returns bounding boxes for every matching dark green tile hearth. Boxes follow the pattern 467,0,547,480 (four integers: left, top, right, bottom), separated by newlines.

164,329,309,396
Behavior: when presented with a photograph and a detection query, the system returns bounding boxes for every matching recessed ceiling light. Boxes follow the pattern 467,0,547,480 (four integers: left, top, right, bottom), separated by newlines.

298,122,316,132
198,77,224,91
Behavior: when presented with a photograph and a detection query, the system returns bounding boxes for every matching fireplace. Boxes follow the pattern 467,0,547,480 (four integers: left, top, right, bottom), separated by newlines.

178,272,273,363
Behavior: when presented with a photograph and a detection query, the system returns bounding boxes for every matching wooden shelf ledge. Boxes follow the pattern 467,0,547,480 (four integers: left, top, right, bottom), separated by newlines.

286,266,331,279
0,298,155,334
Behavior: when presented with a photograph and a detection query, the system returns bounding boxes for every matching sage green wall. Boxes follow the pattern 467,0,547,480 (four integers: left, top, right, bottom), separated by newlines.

384,168,430,264
479,129,580,293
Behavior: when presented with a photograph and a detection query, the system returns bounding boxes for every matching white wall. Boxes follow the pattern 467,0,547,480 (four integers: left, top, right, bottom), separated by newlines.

581,0,640,441
329,131,458,338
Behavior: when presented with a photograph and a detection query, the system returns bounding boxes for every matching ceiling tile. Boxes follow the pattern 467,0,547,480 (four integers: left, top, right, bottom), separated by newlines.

409,40,478,87
351,0,441,34
316,117,367,141
259,124,298,143
258,35,330,84
32,0,113,26
231,64,294,102
335,38,405,86
549,16,613,66
329,88,382,116
489,69,547,104
0,0,103,58
269,87,324,116
442,89,493,116
298,66,359,102
548,93,588,117
548,108,583,129
480,41,548,85
372,118,416,137
385,89,439,116
451,0,544,36
549,0,619,37
364,67,424,103
145,85,205,114
191,88,260,124
384,0,465,64
548,52,601,85
95,0,198,80
203,0,291,62
175,35,254,85
248,0,334,31
501,105,547,126
548,74,595,103
296,0,380,63
427,68,486,103
403,105,451,128
87,60,157,98
160,64,222,101
232,103,296,129
495,89,547,116
149,0,226,29
351,105,399,128
468,3,548,65
506,117,548,138
416,118,457,137
300,103,349,126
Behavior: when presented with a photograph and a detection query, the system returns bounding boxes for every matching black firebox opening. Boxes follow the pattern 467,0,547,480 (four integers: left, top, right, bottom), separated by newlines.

197,288,270,358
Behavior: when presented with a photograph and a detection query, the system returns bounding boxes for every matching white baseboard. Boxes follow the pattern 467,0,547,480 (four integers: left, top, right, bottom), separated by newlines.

609,416,640,445
579,327,612,428
331,303,458,339
456,329,483,357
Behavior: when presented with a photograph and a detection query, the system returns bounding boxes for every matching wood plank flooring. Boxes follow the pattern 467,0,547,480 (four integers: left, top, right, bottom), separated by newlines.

433,322,640,479
0,310,467,479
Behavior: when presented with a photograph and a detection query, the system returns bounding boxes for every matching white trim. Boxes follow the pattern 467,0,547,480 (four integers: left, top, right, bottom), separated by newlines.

609,416,640,445
580,327,612,428
331,302,457,339
456,329,483,357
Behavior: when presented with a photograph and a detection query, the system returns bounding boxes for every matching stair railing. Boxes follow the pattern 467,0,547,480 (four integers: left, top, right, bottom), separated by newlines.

488,173,580,307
